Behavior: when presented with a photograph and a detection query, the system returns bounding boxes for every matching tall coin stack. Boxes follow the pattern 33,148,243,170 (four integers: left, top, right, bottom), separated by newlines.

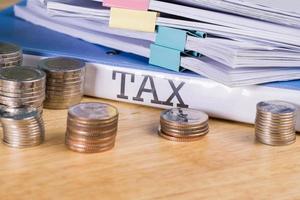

0,107,45,148
0,42,22,68
65,102,119,153
255,101,297,146
159,108,209,142
0,66,46,113
38,57,86,109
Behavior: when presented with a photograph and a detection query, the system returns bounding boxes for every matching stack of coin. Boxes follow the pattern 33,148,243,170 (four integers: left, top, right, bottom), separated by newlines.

0,66,45,111
0,107,45,148
159,108,209,142
0,42,22,68
65,102,118,153
38,57,86,109
255,101,297,146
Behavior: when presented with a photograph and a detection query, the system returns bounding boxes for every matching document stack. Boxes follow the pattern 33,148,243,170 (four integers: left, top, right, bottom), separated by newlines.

14,0,300,87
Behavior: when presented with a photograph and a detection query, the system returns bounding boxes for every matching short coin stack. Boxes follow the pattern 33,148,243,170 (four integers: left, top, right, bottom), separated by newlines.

65,102,119,153
0,66,46,112
255,101,297,146
0,107,45,148
38,57,86,109
0,42,22,68
159,108,209,142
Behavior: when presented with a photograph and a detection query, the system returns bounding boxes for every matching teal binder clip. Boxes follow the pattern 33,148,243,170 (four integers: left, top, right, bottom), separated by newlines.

149,44,182,71
149,44,201,72
155,26,206,52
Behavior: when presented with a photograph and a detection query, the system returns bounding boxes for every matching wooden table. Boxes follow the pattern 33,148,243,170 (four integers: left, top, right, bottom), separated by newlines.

1,1,300,199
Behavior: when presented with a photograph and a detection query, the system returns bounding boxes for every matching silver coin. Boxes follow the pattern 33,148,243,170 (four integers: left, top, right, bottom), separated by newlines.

0,42,21,55
46,95,82,100
0,52,22,59
47,91,78,96
161,108,209,126
0,92,45,101
256,138,296,146
46,81,83,88
0,107,38,119
257,101,297,115
0,59,22,66
0,58,21,64
0,82,45,90
46,85,83,91
46,91,83,99
38,57,85,73
0,66,46,85
0,61,22,68
46,77,84,84
68,102,118,121
45,71,85,79
1,118,44,125
46,89,83,96
3,142,44,148
0,99,44,108
3,129,44,136
256,133,296,140
255,115,296,122
45,96,82,103
0,90,44,98
46,84,83,91
47,73,84,79
0,84,45,93
0,93,45,103
0,55,22,62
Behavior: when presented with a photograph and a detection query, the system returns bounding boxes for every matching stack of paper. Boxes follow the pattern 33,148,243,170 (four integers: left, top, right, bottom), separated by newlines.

169,0,300,28
14,0,300,87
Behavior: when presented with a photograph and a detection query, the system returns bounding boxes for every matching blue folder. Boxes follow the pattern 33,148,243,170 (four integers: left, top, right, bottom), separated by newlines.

0,5,299,90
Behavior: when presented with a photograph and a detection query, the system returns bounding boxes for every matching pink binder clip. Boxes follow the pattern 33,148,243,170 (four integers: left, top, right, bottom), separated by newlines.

103,0,150,11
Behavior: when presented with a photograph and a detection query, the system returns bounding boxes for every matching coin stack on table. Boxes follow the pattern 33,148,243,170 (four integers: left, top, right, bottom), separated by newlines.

255,101,297,146
65,102,119,153
158,108,209,142
38,57,86,110
0,42,22,68
0,107,45,148
0,66,46,112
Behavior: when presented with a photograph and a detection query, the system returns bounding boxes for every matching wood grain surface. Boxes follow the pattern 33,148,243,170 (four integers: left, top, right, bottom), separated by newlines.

1,1,300,200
